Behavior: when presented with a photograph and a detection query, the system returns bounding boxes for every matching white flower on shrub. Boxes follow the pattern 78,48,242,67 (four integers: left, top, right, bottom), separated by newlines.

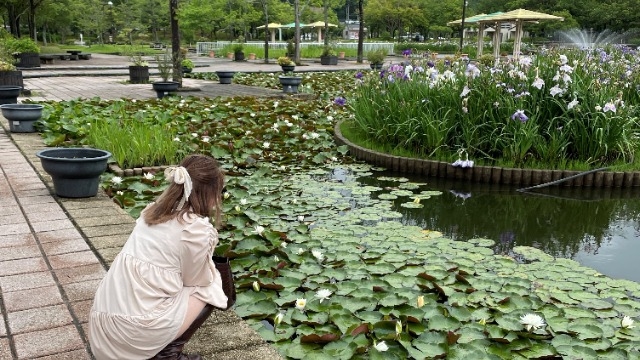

111,176,123,185
143,173,154,180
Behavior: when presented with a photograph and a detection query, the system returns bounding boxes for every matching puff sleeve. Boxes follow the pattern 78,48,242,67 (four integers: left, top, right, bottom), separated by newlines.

180,217,219,287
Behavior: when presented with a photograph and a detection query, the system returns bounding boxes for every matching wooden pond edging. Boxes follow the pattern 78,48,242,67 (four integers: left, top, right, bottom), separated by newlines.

334,122,640,188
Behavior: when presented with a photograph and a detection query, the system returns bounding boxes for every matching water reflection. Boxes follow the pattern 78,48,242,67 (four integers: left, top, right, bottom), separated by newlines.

357,172,640,282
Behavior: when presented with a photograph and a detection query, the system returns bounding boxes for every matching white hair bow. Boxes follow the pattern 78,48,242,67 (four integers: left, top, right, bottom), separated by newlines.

164,166,193,210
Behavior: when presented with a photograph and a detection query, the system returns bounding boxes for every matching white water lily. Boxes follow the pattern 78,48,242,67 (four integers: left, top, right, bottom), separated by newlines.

116,191,124,196
274,312,284,326
202,136,210,143
273,255,280,262
295,298,307,311
374,341,389,352
111,176,123,185
296,248,304,255
396,320,402,335
312,249,324,261
143,172,154,180
281,242,287,248
263,141,270,149
252,281,260,292
413,197,420,204
234,205,240,212
240,198,248,205
417,296,425,308
622,315,635,329
223,192,230,199
297,215,305,222
253,225,265,236
315,289,333,303
191,133,198,137
519,313,545,332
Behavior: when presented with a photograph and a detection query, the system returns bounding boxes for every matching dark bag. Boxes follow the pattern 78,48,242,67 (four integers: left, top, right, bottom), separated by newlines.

212,256,236,310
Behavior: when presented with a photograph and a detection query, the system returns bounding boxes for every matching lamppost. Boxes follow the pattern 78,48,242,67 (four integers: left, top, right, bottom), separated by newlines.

106,1,114,43
459,0,467,51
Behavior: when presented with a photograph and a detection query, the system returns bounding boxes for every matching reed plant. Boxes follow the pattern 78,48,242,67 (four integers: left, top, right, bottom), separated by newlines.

85,116,179,169
350,46,640,168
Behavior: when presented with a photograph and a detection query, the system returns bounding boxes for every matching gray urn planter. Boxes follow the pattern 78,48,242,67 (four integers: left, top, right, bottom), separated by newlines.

279,76,302,94
36,148,112,198
152,81,180,99
216,71,236,84
1,104,44,133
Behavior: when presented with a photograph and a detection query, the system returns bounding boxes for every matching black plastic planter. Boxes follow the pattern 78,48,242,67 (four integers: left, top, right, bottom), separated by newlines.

36,148,111,198
152,81,180,99
1,104,44,132
216,71,235,84
0,85,22,105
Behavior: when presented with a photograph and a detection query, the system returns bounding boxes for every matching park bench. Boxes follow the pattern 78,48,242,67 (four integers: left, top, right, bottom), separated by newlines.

39,55,55,64
79,53,92,60
151,42,166,49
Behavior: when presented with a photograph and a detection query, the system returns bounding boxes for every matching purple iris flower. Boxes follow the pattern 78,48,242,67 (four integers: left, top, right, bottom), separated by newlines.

511,109,528,122
427,61,434,68
355,72,363,79
402,49,412,56
334,97,346,106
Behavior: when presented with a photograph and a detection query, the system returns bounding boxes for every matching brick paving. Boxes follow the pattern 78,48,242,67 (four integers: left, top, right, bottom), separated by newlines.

0,54,308,359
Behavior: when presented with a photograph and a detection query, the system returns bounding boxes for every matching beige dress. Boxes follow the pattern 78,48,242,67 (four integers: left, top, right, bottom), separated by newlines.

89,211,228,360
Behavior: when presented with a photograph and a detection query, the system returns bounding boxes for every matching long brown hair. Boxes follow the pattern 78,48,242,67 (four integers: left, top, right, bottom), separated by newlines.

143,154,224,228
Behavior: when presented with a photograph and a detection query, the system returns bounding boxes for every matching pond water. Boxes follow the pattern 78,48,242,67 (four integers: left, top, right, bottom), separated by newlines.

358,172,640,283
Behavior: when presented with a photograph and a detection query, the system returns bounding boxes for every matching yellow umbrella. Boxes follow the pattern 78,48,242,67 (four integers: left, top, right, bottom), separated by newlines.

306,21,338,43
480,9,563,59
257,23,283,42
256,22,283,29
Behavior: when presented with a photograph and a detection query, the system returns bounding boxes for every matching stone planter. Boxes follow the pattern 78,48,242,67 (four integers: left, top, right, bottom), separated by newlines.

1,104,44,133
279,76,302,94
151,81,180,99
234,51,245,61
370,63,383,70
216,71,235,84
320,55,338,65
36,148,112,198
129,66,149,84
248,53,256,60
281,65,295,73
182,67,193,74
0,85,22,105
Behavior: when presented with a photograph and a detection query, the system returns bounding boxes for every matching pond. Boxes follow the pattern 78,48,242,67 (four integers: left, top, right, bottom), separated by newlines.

358,172,640,283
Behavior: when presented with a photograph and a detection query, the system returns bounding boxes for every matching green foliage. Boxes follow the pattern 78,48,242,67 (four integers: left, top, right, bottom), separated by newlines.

366,49,386,64
181,59,194,69
3,36,40,54
321,44,336,57
155,52,173,81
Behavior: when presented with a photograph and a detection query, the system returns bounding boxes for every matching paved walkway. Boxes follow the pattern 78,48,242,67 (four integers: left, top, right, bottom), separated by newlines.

0,54,306,359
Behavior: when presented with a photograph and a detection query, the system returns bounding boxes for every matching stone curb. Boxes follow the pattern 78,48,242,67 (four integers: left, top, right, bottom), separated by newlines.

334,121,640,188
